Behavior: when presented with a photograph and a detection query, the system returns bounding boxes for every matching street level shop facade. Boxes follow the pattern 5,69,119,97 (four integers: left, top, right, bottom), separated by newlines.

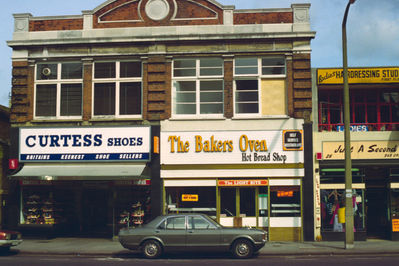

7,0,314,239
313,67,399,241
161,119,308,242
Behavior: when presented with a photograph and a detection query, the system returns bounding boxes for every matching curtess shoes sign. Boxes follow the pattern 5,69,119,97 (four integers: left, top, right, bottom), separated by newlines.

161,130,303,165
19,126,151,162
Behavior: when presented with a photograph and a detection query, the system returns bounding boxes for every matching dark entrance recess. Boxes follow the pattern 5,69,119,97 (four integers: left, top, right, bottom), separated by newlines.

81,189,109,237
366,168,389,239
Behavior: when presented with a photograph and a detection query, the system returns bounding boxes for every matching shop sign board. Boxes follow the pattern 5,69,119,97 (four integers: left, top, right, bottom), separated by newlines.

218,180,268,187
322,141,399,160
317,67,399,85
19,126,151,162
161,130,303,165
393,219,399,232
182,194,199,202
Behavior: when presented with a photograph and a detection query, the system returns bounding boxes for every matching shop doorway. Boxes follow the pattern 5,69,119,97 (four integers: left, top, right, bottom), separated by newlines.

82,189,109,237
366,168,389,239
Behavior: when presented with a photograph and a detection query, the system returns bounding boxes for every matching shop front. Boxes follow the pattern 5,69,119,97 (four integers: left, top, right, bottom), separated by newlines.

316,140,399,241
161,129,305,241
9,126,154,238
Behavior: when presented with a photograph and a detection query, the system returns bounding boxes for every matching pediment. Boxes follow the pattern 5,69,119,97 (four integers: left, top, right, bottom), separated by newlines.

92,0,224,28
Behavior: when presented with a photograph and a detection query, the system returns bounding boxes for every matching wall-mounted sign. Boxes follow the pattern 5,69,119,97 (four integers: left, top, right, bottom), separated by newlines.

322,141,399,160
218,180,268,187
317,67,399,85
336,125,368,132
161,130,304,165
283,130,303,151
19,126,151,162
393,219,399,232
182,194,199,202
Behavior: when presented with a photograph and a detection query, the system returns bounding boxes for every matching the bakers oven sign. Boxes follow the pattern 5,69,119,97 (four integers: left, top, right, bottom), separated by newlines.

19,127,150,162
161,130,303,165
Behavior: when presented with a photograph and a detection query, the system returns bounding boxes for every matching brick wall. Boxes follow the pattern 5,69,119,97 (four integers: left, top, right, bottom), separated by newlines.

224,59,233,119
292,53,312,118
10,61,32,123
234,12,292,25
144,56,171,121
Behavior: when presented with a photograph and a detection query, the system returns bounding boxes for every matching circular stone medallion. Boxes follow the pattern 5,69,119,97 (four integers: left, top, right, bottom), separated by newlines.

145,0,170,21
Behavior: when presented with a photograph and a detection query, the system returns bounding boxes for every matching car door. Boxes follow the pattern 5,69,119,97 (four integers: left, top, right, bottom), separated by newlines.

156,216,187,252
186,215,222,252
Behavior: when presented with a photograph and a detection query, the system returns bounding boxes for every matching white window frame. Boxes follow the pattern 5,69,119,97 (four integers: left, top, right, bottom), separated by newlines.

34,62,83,120
233,57,286,118
92,61,143,119
172,58,224,119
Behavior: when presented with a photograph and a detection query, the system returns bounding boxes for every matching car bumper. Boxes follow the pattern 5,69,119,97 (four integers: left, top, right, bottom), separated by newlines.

253,240,266,251
0,239,23,247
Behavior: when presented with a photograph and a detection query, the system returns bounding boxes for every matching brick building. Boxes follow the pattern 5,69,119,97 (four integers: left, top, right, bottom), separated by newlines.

7,0,314,240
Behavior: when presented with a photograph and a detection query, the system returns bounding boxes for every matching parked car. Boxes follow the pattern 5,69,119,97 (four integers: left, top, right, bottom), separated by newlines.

0,230,22,252
119,213,267,259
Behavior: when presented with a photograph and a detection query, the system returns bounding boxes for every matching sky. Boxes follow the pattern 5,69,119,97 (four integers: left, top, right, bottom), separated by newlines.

1,0,398,107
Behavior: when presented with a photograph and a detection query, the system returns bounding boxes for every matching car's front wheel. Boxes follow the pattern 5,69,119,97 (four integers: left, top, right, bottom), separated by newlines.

141,240,162,259
232,239,253,259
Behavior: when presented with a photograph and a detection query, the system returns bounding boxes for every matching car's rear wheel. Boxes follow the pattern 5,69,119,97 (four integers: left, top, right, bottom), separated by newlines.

232,239,253,259
141,240,162,259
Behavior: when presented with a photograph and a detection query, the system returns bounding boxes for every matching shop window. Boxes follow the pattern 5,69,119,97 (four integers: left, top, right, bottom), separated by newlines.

319,90,399,131
166,187,216,217
93,61,142,118
172,58,224,117
320,189,365,232
220,188,236,217
35,62,82,119
320,168,364,184
270,186,300,217
240,188,256,217
391,189,399,221
234,56,286,117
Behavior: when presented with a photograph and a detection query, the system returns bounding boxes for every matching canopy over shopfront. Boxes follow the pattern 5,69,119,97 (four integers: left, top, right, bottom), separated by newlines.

10,163,148,180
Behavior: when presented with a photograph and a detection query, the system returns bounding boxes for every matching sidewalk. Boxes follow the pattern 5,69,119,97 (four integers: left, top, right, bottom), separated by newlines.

10,238,399,256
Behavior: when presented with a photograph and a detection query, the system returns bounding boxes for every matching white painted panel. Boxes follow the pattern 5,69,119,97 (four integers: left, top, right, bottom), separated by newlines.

258,217,269,227
242,217,257,227
220,217,234,227
270,217,301,228
269,179,301,186
161,169,304,178
164,179,216,187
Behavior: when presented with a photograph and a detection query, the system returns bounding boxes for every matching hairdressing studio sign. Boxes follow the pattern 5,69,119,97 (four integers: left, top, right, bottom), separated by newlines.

160,130,303,165
19,126,151,162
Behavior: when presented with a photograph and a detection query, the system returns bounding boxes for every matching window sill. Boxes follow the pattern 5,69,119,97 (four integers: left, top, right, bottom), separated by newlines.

232,115,290,120
32,118,83,123
90,117,143,122
169,116,226,121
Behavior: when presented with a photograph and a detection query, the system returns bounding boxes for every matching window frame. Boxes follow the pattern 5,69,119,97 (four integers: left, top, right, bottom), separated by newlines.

92,60,143,119
34,62,83,120
172,58,224,119
233,56,286,118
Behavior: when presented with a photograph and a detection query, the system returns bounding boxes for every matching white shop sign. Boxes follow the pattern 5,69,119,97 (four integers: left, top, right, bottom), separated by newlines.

19,126,151,162
161,130,303,165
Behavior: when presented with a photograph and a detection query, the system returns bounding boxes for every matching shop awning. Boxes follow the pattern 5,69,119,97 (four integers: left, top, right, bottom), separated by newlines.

10,163,148,180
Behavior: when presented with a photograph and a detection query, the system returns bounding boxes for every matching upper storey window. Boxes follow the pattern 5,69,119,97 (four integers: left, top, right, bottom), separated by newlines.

35,63,83,119
234,57,286,117
172,58,224,118
93,61,142,118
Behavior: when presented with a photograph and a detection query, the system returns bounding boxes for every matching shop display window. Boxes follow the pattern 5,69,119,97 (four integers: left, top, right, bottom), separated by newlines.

21,188,64,226
115,186,150,231
166,187,216,217
391,189,399,221
270,186,300,217
320,189,365,232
